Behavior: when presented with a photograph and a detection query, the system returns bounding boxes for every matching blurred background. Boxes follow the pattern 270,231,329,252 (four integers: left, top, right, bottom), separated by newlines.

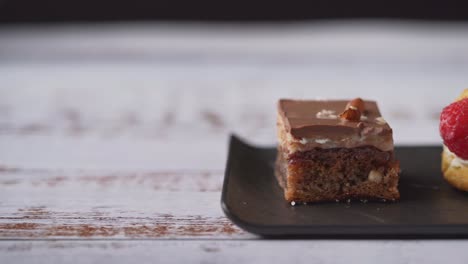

1,0,468,165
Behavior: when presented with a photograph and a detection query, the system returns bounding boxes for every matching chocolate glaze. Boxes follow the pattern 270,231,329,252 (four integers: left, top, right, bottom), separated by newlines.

278,99,392,139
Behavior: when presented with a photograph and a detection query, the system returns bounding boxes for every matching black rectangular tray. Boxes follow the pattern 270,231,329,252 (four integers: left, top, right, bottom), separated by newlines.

221,135,468,238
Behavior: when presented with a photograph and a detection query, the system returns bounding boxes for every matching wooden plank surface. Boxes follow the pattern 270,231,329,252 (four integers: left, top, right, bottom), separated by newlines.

0,166,246,239
2,240,468,264
1,21,468,262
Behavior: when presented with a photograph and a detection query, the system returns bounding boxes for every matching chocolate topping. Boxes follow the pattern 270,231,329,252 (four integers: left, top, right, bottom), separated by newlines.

278,99,392,139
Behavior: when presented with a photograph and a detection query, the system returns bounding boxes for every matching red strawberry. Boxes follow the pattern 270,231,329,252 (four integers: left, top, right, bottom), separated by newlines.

440,98,468,159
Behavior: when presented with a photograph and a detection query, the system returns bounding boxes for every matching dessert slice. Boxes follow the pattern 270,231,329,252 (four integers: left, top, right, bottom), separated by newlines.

275,98,400,203
440,89,468,191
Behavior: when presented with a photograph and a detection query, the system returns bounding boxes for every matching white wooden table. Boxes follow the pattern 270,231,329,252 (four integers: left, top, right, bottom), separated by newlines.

1,21,468,263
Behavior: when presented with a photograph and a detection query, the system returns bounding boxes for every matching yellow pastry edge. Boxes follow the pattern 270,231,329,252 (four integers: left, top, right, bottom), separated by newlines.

442,147,468,191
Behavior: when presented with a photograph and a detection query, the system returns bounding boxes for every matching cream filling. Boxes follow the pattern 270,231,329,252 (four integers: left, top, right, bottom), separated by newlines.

289,133,393,152
444,145,468,167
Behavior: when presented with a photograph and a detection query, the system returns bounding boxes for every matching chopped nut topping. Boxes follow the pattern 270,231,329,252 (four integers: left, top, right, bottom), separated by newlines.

340,108,361,121
346,98,365,112
316,109,338,119
375,117,387,125
340,98,365,122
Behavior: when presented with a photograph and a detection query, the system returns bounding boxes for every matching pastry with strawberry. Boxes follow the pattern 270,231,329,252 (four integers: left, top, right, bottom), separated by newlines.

440,89,468,191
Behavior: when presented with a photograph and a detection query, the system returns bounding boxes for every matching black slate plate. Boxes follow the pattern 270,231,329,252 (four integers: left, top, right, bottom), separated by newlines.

221,135,468,238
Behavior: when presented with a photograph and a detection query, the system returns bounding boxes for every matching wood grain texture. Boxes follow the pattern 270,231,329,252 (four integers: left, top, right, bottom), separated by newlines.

0,167,247,239
1,240,468,264
1,22,468,262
